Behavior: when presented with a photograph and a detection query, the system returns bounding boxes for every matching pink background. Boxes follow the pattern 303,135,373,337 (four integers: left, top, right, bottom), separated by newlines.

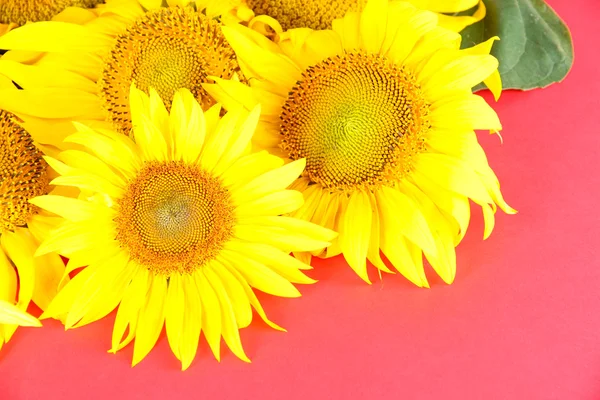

1,0,598,398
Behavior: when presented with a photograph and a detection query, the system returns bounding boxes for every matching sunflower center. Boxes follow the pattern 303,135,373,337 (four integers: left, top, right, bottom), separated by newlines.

0,0,103,26
115,161,235,276
246,0,366,30
281,53,429,191
100,6,242,135
0,110,49,234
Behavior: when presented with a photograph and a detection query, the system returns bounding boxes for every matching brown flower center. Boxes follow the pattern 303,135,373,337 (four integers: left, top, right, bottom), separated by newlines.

0,110,49,233
245,0,367,30
99,6,242,135
115,161,235,276
280,53,429,192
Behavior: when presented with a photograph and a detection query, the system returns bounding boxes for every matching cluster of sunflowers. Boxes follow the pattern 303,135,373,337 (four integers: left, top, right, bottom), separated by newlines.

0,0,514,369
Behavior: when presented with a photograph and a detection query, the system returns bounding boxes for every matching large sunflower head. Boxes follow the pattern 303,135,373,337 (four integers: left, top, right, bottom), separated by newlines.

224,0,485,39
206,0,515,285
0,0,243,137
32,85,336,369
0,108,67,350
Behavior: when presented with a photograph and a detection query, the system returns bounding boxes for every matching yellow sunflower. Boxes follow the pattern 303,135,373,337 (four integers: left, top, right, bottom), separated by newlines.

0,0,105,37
31,85,336,369
0,105,67,351
0,0,240,144
215,0,485,38
205,0,515,286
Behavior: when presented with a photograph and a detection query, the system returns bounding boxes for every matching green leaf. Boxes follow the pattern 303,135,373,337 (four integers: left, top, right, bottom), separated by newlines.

460,0,574,90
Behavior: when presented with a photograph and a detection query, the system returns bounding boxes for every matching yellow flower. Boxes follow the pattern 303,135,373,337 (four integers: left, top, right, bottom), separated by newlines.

0,0,104,36
0,106,67,350
206,0,515,285
0,0,242,142
32,85,336,370
220,0,485,38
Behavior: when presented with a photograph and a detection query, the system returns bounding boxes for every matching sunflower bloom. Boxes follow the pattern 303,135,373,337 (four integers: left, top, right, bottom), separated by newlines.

0,0,241,143
0,108,67,350
219,0,485,38
32,85,335,369
205,0,515,285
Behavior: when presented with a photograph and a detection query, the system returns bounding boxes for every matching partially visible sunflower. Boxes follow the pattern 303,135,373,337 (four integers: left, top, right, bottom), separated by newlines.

0,0,241,145
205,0,515,285
0,0,105,37
0,106,67,351
215,0,485,39
32,85,336,369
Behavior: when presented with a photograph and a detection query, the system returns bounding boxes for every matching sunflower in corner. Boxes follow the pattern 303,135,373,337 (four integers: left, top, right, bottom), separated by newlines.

205,0,515,286
0,105,67,350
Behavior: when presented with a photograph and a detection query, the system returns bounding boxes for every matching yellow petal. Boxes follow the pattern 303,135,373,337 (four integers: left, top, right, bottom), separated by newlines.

366,192,392,273
110,267,149,353
414,153,494,205
0,300,41,327
430,94,502,131
195,271,222,361
29,195,112,222
376,186,437,257
332,11,360,51
220,151,284,189
132,274,167,367
234,190,304,217
0,87,103,119
204,266,250,362
0,248,17,305
213,105,261,175
338,191,372,283
170,87,206,164
222,263,285,332
380,236,428,287
213,262,253,329
199,108,240,172
225,241,315,284
385,6,438,64
238,215,337,243
279,29,343,70
31,252,65,312
221,25,300,91
64,127,140,176
179,274,202,370
0,21,113,52
220,251,302,298
421,53,499,97
1,229,36,309
359,0,388,54
65,252,130,328
231,158,306,204
0,60,97,93
165,274,185,361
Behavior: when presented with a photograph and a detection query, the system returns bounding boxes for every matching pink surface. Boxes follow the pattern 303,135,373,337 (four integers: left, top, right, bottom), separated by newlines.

1,1,598,399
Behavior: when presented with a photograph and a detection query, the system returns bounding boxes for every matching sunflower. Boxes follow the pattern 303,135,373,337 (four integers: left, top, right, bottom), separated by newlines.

0,0,105,37
0,107,67,351
205,0,515,286
0,0,241,143
31,85,336,369
218,0,485,39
